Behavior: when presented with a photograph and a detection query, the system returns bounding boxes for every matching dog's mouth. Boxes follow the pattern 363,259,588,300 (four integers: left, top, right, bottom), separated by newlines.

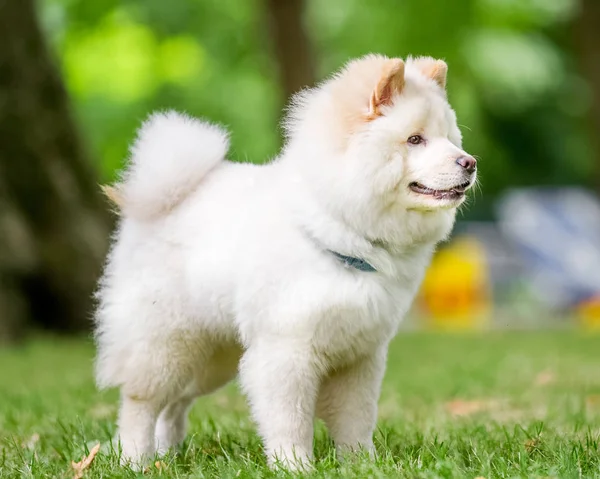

409,181,471,200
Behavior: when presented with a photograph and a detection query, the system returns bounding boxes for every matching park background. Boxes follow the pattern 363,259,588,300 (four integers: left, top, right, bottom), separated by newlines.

2,1,600,477
3,0,600,339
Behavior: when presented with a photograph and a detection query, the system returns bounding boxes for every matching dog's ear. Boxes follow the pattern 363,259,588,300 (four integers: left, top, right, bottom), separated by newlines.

413,57,448,90
369,59,405,116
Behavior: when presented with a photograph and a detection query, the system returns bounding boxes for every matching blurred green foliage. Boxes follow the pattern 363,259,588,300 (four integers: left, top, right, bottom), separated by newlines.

39,0,593,219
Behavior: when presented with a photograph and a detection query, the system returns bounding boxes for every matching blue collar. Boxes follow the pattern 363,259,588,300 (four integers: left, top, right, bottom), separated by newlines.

327,250,377,272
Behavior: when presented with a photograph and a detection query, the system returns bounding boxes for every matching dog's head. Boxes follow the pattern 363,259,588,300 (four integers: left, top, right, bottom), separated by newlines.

285,54,477,244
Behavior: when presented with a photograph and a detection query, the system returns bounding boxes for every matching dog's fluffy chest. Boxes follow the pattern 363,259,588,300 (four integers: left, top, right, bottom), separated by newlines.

310,262,427,364
220,246,431,370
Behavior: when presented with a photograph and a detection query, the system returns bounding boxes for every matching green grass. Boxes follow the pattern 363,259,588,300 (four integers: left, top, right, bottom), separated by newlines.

2,331,600,478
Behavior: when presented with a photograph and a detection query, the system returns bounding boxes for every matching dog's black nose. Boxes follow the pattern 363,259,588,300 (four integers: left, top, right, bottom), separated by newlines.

456,155,477,173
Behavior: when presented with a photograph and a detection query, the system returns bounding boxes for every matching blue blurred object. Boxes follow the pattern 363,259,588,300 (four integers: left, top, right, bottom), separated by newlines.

496,188,600,309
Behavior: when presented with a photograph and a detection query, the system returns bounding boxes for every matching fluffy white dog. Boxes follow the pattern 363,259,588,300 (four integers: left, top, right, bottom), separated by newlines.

95,54,477,470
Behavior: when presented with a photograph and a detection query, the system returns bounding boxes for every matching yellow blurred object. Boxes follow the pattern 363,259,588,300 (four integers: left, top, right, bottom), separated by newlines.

418,236,491,330
577,296,600,330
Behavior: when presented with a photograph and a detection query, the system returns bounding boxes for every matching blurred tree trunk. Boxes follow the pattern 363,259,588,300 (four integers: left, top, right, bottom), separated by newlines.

0,0,111,342
265,0,315,102
575,0,600,193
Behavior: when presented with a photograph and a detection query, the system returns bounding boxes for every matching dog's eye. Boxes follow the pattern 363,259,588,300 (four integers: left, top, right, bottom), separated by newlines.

407,135,424,145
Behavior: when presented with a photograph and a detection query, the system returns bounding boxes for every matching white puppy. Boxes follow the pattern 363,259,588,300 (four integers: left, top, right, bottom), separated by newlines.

95,54,477,469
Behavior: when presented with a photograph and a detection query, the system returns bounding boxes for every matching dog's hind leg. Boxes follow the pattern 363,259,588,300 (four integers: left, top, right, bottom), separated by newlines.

154,342,242,455
118,393,166,467
155,393,197,455
112,332,199,466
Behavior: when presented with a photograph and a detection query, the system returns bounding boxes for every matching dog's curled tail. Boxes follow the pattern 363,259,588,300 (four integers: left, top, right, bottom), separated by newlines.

103,111,229,220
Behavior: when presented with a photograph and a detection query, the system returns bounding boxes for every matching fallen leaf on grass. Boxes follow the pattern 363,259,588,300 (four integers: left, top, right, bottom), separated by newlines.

534,370,555,386
71,443,100,479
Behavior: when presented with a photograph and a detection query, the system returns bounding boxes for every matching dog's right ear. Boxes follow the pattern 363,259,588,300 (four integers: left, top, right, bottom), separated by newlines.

412,57,448,90
369,59,405,117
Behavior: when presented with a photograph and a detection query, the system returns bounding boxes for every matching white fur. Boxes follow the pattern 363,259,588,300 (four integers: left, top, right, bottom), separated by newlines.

117,111,229,220
94,54,476,470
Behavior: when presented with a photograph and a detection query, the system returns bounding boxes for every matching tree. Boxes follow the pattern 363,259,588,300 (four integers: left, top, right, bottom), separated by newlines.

0,0,111,342
575,0,600,193
265,0,315,102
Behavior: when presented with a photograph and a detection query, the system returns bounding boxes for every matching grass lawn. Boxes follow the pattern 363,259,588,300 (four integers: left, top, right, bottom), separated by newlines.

1,331,600,478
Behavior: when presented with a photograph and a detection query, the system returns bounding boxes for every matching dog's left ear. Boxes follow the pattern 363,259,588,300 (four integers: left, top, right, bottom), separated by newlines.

413,57,448,90
369,59,405,116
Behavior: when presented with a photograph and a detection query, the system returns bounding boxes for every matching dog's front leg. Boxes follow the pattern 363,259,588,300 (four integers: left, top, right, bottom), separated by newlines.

316,347,387,457
239,341,319,471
